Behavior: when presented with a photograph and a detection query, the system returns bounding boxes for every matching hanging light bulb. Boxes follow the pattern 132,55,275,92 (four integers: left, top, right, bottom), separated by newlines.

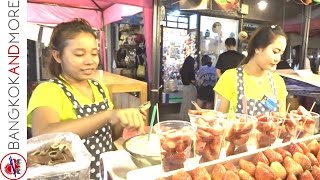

257,1,268,10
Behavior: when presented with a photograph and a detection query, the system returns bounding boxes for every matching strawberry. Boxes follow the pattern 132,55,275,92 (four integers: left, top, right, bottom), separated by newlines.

222,170,240,180
275,148,292,159
287,173,298,180
239,158,256,176
283,156,304,176
190,167,211,180
298,170,314,180
255,162,276,180
172,170,192,180
263,149,283,163
298,142,310,154
305,152,319,166
270,161,287,180
317,150,320,164
210,164,226,180
252,152,270,166
223,162,238,173
288,143,304,155
292,152,311,171
296,106,311,116
311,165,320,180
307,139,320,156
238,169,254,180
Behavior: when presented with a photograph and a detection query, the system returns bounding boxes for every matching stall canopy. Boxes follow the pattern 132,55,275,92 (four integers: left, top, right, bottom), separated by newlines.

27,0,154,82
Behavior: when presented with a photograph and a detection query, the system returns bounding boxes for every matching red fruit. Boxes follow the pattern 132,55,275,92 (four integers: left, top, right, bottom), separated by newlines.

263,149,283,163
305,152,319,166
296,106,311,116
255,162,276,180
298,142,311,154
257,114,268,122
239,158,256,176
288,143,304,155
307,139,320,156
252,152,270,166
222,171,240,180
189,167,211,180
287,173,298,180
292,152,311,171
210,164,226,180
275,148,292,159
172,170,192,180
223,162,238,173
238,169,255,180
311,165,320,180
298,170,314,180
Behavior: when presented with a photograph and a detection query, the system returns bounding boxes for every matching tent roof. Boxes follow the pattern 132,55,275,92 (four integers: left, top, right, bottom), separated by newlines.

27,0,150,10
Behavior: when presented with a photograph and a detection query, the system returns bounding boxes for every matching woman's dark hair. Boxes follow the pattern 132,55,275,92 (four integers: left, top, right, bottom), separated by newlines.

201,55,212,67
240,25,287,65
180,55,195,75
48,18,97,78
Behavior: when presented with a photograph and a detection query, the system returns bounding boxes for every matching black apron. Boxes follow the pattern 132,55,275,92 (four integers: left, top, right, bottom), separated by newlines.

51,79,113,179
235,67,278,115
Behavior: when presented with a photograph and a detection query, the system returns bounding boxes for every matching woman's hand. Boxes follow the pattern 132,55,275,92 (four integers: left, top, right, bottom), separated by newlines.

110,108,145,132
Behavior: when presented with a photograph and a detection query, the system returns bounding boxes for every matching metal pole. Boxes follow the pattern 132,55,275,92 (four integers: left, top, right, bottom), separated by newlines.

150,0,161,124
299,5,311,69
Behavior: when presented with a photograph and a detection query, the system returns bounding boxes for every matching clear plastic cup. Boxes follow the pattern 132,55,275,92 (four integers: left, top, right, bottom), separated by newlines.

222,113,257,157
290,110,319,137
276,113,301,142
189,110,225,163
154,120,196,172
255,114,280,148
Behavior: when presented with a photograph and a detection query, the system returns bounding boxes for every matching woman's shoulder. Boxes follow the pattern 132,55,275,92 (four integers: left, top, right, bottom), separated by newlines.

222,68,237,77
271,71,285,84
32,81,63,94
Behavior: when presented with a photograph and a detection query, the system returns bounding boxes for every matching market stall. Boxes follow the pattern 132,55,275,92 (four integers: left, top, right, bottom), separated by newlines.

27,0,154,84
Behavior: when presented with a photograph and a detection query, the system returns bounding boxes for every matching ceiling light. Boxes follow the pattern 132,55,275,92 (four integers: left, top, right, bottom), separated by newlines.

257,1,268,10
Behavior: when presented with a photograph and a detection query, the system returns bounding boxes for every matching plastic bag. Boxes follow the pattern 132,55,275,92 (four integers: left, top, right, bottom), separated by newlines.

27,132,91,180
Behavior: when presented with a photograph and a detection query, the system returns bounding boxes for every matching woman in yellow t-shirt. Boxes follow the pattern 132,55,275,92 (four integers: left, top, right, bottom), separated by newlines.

214,25,288,116
27,18,145,179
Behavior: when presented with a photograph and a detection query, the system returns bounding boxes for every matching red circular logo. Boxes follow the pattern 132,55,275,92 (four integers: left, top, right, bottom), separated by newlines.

0,153,27,180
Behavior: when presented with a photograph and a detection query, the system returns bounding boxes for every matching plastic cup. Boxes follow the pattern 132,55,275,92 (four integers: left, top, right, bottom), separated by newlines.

255,115,280,148
290,110,319,137
222,113,257,157
189,110,225,163
154,120,196,172
276,113,301,142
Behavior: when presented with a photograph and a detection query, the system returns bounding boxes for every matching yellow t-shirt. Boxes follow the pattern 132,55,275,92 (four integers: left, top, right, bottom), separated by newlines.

214,68,288,112
27,79,114,127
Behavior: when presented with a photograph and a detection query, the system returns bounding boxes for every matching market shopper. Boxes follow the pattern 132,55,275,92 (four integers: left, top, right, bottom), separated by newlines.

214,25,288,116
215,37,245,78
179,55,197,121
196,55,217,109
27,18,145,179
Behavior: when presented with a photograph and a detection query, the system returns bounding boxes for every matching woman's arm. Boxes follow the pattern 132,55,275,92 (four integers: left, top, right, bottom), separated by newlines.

216,69,222,78
215,93,230,113
31,107,144,139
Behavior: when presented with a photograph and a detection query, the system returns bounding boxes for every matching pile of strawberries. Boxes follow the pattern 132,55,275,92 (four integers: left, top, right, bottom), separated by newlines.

159,139,320,180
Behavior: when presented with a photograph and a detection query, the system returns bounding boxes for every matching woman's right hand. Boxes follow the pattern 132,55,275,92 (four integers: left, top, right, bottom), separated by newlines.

109,108,145,132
